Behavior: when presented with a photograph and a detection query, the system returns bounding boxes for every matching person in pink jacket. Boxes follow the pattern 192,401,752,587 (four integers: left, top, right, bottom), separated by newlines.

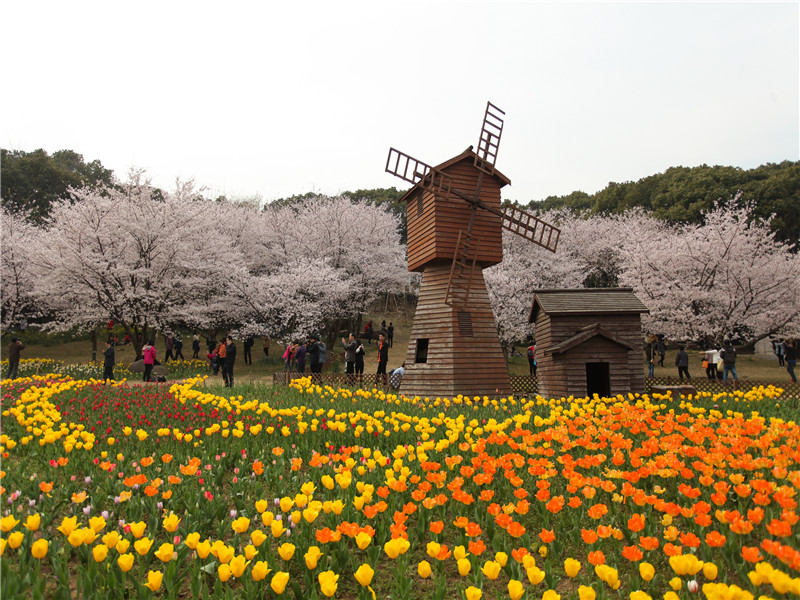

142,340,156,382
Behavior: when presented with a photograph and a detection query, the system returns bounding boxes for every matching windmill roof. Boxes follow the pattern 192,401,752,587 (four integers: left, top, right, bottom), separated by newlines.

529,288,650,322
398,147,511,203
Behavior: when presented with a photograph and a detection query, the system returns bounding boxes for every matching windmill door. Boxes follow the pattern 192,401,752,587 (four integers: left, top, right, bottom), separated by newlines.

585,362,610,398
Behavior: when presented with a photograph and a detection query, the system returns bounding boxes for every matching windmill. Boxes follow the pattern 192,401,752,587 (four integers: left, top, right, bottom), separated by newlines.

385,101,560,397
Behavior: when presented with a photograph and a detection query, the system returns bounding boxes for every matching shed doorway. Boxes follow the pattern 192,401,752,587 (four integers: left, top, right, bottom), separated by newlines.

586,362,610,398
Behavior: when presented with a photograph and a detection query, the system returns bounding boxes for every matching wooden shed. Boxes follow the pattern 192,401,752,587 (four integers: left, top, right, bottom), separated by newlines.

529,288,649,399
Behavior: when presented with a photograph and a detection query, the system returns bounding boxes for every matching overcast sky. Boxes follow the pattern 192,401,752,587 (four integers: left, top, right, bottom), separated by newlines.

3,1,798,204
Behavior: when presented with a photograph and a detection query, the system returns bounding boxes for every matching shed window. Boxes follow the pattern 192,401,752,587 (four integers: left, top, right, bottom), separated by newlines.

415,338,429,363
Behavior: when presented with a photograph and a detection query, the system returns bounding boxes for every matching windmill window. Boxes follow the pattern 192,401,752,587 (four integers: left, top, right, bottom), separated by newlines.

416,190,424,218
457,311,473,337
415,339,429,363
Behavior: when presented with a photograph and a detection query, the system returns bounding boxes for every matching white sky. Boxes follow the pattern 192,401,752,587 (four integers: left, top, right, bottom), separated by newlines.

2,1,798,204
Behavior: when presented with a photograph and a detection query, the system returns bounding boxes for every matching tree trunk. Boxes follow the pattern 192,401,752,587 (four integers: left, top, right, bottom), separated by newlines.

90,327,98,362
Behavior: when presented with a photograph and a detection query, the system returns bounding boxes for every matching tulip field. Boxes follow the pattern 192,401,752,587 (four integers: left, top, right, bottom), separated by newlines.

1,374,799,600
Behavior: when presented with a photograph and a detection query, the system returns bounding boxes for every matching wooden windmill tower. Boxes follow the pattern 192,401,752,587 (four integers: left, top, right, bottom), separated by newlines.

386,102,560,398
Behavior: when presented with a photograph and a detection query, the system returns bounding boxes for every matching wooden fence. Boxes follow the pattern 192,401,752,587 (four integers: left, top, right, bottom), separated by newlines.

274,371,800,399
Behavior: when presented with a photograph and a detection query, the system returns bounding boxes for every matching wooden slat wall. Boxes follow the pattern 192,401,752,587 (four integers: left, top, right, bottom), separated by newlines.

535,313,646,398
406,157,504,272
399,264,511,398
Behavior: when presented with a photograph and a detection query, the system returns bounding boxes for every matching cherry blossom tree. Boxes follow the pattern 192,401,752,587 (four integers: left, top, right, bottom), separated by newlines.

618,197,800,345
28,170,233,358
1,209,40,331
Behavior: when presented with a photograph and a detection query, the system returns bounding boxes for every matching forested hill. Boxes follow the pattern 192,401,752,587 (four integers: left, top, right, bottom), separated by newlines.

526,161,800,245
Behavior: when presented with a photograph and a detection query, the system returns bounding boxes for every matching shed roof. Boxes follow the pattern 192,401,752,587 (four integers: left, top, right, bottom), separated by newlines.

399,147,511,203
529,288,649,323
544,323,637,355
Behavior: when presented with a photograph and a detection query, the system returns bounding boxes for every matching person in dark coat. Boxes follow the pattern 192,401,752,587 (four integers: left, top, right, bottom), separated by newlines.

103,339,115,381
675,346,690,380
307,335,322,375
387,323,394,347
295,342,307,373
222,335,236,387
783,339,796,383
342,333,357,376
720,340,738,382
243,336,254,365
6,337,25,379
354,338,365,381
376,333,389,384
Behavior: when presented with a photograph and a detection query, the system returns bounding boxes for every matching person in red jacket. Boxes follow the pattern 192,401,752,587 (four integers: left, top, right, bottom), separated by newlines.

142,340,156,382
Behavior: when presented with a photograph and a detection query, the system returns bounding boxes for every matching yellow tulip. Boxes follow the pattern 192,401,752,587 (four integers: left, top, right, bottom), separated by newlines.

318,570,339,598
134,537,153,556
118,552,135,572
162,513,181,533
144,570,163,592
508,580,525,600
116,539,131,554
629,591,652,600
231,517,251,534
454,545,467,560
218,564,232,582
565,558,581,578
669,577,682,591
185,532,200,550
0,539,5,556
255,499,269,513
244,544,259,560
495,552,509,567
664,593,680,600
102,531,120,549
355,532,372,550
458,558,471,576
89,516,106,533
271,519,286,538
542,590,561,600
129,521,146,539
261,511,274,527
527,566,545,585
481,560,501,580
93,544,109,562
154,542,174,563
1,515,19,532
271,572,290,595
57,516,78,537
384,537,410,559
639,562,655,582
31,538,49,560
82,527,98,545
290,510,301,525
305,546,323,569
230,555,249,578
195,539,212,559
23,514,41,532
278,543,295,561
465,586,482,600
251,529,267,547
354,563,374,587
703,563,718,581
578,586,596,600
252,560,271,582
67,529,85,548
418,560,432,578
279,497,293,512
217,544,235,564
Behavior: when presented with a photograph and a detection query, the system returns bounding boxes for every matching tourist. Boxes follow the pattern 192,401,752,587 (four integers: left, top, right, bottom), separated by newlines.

263,334,270,359
222,335,236,387
142,339,156,382
527,340,537,377
6,337,25,379
784,339,797,383
243,335,254,365
295,341,307,374
387,322,394,347
354,338,365,380
720,340,738,382
704,347,719,379
675,346,690,380
103,339,115,381
174,334,184,361
376,333,388,384
342,333,357,379
192,332,201,358
307,335,321,374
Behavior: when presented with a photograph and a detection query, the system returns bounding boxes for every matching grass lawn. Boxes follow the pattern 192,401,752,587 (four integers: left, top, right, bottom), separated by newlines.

6,310,794,385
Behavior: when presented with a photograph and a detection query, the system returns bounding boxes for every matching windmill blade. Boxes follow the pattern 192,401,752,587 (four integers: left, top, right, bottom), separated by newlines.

502,205,560,253
386,148,453,194
474,101,505,175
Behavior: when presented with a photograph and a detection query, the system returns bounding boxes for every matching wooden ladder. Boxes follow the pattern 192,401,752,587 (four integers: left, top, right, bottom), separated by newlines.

445,230,480,309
